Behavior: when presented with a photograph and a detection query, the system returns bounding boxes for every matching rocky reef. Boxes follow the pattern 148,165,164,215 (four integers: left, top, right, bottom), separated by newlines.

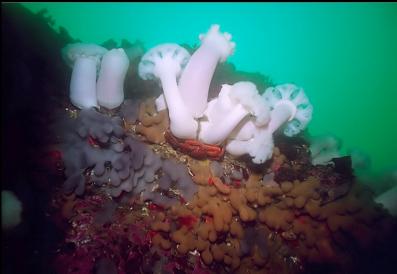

49,104,397,274
2,4,397,274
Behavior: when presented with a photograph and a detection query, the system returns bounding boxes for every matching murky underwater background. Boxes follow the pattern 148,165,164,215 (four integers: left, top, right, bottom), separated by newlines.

1,3,397,274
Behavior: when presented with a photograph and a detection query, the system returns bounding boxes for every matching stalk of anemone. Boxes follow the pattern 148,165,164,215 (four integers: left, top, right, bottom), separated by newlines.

96,48,130,110
178,24,236,118
61,43,108,109
226,84,313,164
198,82,270,145
138,44,198,139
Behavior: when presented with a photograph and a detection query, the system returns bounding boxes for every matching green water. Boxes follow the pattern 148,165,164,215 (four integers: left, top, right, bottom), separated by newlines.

21,3,397,181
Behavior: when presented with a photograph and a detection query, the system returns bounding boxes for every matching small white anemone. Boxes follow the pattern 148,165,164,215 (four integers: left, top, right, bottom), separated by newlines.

2,190,23,230
309,134,342,166
375,185,397,216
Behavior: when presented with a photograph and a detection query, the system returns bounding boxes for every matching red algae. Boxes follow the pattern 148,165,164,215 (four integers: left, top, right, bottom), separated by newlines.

87,135,100,147
232,179,241,188
146,230,159,240
178,215,199,229
148,203,164,211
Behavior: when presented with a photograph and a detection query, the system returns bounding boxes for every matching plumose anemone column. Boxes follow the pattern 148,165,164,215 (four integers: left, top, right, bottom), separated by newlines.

262,84,313,137
96,48,130,110
376,185,397,216
309,135,342,166
61,43,108,109
226,126,274,164
226,83,313,164
138,44,198,139
198,82,270,145
178,24,236,118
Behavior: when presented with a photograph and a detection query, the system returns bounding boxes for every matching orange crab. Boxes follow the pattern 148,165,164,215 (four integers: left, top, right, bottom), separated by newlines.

164,130,225,161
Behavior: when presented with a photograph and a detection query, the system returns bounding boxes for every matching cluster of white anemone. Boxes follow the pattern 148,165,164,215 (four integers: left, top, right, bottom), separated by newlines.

61,43,130,110
61,25,313,164
138,24,313,164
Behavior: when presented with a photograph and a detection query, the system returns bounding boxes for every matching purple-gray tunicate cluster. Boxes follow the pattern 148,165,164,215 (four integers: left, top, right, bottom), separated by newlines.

105,140,198,208
75,108,124,144
110,144,197,207
141,158,197,207
240,226,268,258
105,136,163,197
57,107,126,195
119,99,140,124
210,161,244,185
54,107,197,207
